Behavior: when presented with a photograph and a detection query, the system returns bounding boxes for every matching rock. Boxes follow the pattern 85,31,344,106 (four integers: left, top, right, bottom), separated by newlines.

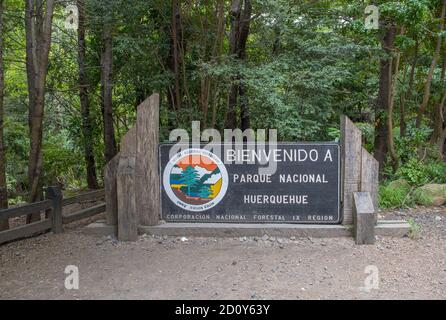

435,216,442,221
388,179,410,191
416,184,446,206
261,234,269,241
180,237,188,242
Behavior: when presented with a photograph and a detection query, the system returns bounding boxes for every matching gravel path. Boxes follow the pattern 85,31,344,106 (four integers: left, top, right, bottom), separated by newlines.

1,207,445,300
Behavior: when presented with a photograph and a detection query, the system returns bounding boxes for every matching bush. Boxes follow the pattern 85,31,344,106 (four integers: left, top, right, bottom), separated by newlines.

379,179,414,209
380,159,446,208
394,159,446,186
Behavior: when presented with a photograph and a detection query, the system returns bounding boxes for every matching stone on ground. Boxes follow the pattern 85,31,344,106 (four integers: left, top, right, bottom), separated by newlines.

416,184,446,206
388,179,410,190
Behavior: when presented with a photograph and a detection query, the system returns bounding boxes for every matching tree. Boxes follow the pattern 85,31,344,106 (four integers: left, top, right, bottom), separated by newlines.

0,0,8,231
226,0,252,130
169,0,182,111
180,166,198,196
78,0,99,189
24,0,55,222
416,0,446,128
374,22,397,176
101,1,117,163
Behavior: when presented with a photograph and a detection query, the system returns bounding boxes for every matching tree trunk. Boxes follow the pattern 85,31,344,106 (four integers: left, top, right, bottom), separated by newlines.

431,50,446,145
433,92,446,154
171,0,182,111
374,23,396,175
416,0,446,128
399,65,407,138
101,5,117,163
226,0,241,129
238,0,252,131
388,30,402,173
400,39,419,137
25,0,55,223
437,127,446,158
78,0,98,189
210,0,225,129
0,0,8,230
226,0,252,130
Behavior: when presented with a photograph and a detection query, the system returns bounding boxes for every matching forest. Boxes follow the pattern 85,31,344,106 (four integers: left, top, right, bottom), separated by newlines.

1,0,446,231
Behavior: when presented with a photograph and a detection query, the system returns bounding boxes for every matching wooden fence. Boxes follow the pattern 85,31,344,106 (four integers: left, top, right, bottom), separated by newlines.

0,187,105,245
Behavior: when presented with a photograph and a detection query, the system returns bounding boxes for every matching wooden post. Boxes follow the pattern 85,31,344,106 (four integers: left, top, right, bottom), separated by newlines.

353,192,376,245
136,93,160,226
116,127,137,241
117,156,137,241
46,186,63,234
340,115,362,225
104,153,120,226
360,148,379,221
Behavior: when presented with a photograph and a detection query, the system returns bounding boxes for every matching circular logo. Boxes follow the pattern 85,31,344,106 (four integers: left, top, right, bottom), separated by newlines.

163,149,229,212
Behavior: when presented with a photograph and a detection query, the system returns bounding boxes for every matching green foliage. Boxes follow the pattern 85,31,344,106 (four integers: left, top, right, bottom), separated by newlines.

407,218,422,240
355,122,375,153
4,117,28,196
394,158,446,186
8,196,25,206
379,180,413,209
42,132,87,190
2,0,446,202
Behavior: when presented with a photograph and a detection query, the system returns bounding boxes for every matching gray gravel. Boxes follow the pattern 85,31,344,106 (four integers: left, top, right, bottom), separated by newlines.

0,206,445,300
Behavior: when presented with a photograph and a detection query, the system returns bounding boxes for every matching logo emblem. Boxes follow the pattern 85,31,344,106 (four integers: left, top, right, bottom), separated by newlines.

163,149,229,212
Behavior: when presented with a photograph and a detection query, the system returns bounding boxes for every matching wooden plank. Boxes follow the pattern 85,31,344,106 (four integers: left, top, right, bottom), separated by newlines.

0,200,52,221
340,115,362,225
360,148,379,216
62,203,106,224
0,219,52,245
136,93,160,226
117,156,138,241
121,126,137,156
62,189,105,206
104,154,120,226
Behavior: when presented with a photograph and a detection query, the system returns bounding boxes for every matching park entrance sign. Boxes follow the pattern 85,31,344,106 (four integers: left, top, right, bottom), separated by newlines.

160,143,340,224
105,94,391,244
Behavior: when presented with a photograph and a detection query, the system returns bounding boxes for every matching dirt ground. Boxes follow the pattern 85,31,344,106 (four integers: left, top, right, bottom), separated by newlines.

1,206,445,300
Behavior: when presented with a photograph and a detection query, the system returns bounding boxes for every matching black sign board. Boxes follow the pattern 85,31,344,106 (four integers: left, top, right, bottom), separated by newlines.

160,143,340,224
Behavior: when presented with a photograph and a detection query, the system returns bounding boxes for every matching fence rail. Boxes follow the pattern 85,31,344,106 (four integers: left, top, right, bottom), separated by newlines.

62,189,105,206
62,203,106,224
0,187,105,245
